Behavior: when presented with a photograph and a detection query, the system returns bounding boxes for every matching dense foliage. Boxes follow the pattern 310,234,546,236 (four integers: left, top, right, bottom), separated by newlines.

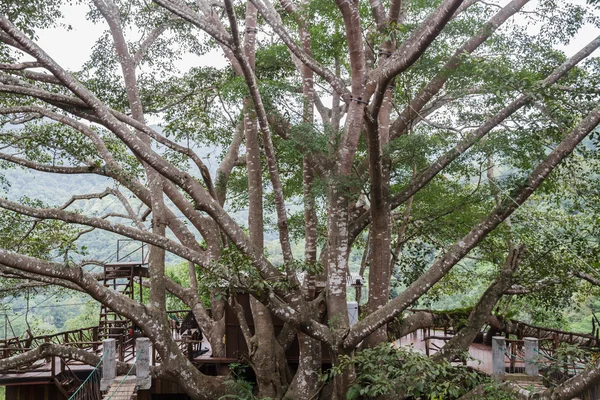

328,344,483,399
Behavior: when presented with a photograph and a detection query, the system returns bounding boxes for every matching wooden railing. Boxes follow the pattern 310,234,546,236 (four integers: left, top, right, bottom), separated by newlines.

0,326,102,362
0,324,209,365
504,319,600,348
31,326,100,350
0,316,232,379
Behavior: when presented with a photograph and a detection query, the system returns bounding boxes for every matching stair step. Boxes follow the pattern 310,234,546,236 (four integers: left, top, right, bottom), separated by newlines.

104,272,133,276
505,374,543,383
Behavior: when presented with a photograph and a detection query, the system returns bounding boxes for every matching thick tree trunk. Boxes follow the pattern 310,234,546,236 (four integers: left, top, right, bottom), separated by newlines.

208,289,227,358
363,82,393,347
241,4,289,397
286,21,322,397
244,91,286,396
326,0,369,395
326,190,353,400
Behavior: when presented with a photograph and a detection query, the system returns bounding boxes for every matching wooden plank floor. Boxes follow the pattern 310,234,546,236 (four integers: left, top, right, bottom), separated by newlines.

102,376,137,400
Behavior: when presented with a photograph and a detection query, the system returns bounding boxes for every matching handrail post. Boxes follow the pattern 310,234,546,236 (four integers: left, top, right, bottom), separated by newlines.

187,340,193,361
136,337,151,390
492,336,506,380
100,338,116,391
44,337,51,362
93,327,99,352
524,337,539,376
510,341,516,372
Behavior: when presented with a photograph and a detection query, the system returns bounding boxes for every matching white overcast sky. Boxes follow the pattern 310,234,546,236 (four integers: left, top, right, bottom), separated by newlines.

31,0,600,73
35,2,225,72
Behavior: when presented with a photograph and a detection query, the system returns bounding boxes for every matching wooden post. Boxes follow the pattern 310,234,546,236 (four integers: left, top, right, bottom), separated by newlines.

136,337,151,390
524,337,539,376
100,338,116,391
44,337,51,362
119,334,124,362
131,332,136,361
492,336,506,380
187,340,194,361
510,341,516,372
93,327,99,352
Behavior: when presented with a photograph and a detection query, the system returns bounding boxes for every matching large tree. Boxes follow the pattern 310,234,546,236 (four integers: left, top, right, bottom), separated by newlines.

0,0,600,398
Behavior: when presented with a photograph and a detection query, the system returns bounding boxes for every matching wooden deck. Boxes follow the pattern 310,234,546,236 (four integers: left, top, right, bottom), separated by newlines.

0,325,582,381
0,331,214,386
394,329,522,375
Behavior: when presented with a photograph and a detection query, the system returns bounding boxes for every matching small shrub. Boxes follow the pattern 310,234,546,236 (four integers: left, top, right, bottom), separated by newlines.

324,343,484,399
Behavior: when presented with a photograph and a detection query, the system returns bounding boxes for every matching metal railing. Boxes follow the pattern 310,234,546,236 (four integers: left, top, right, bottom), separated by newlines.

116,239,147,263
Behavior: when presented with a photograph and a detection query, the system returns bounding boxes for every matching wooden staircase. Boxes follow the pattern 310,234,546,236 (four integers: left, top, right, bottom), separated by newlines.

99,262,148,362
52,357,84,399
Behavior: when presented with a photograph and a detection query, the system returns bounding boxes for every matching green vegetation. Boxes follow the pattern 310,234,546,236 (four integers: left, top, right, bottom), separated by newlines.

325,344,502,400
0,290,98,339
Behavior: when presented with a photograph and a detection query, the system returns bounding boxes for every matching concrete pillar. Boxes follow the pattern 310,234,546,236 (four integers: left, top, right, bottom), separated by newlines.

492,336,505,380
136,337,151,390
100,338,116,391
524,337,539,376
347,301,359,326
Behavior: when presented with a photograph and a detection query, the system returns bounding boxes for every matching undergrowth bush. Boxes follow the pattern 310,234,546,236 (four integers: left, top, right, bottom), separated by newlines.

325,343,484,399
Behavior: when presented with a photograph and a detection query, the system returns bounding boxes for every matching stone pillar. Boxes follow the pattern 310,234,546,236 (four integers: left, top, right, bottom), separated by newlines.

524,337,539,376
347,301,359,326
136,337,151,390
492,336,505,380
100,338,116,391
